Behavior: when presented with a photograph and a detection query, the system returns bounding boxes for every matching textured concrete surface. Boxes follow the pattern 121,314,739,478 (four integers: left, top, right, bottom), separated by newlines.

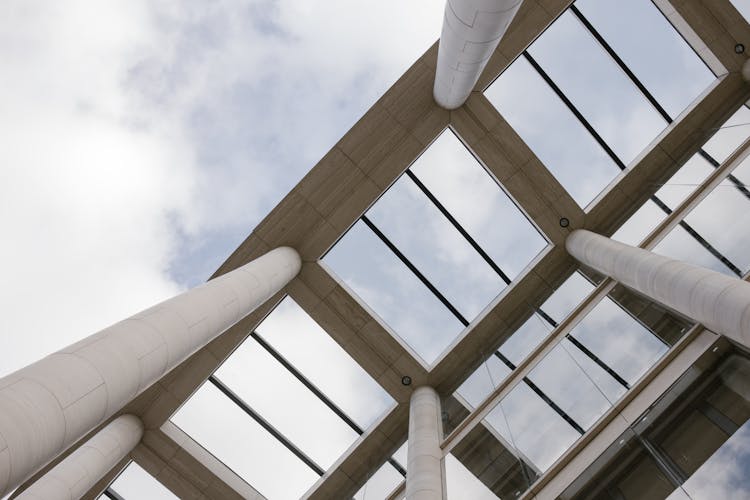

567,229,750,348
17,415,142,500
406,387,444,500
434,0,524,108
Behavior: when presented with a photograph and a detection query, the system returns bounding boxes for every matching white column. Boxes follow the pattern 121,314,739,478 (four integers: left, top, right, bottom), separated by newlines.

433,0,524,109
406,386,445,500
0,247,301,496
17,415,143,500
566,229,750,348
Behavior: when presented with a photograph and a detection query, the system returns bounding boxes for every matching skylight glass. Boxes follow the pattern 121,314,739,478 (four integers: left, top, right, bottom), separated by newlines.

574,0,714,118
170,297,395,498
445,454,499,499
325,129,547,363
485,55,619,207
100,462,177,500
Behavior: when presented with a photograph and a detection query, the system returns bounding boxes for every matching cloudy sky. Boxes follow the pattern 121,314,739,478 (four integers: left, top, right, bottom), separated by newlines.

3,0,750,498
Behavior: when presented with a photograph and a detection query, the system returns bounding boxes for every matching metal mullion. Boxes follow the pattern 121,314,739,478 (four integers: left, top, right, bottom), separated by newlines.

406,169,631,388
249,331,406,477
360,214,470,326
208,375,326,476
361,213,589,438
494,351,586,435
102,488,125,500
525,49,743,275
404,169,512,285
570,3,750,201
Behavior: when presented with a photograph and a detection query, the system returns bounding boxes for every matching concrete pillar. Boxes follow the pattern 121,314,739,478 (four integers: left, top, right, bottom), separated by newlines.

406,386,445,500
0,247,301,496
17,415,143,500
566,229,750,348
433,0,524,109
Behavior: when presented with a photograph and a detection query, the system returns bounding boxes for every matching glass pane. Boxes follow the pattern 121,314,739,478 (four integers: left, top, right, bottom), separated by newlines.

256,298,393,429
653,224,735,276
486,382,581,471
730,0,750,23
569,297,668,387
172,383,319,500
325,220,465,363
410,130,548,279
485,56,620,207
575,0,714,118
682,157,750,274
445,453,499,499
527,341,613,430
104,462,177,500
529,11,667,165
613,199,665,245
215,336,360,469
353,462,403,500
702,106,750,163
367,168,503,321
457,354,512,409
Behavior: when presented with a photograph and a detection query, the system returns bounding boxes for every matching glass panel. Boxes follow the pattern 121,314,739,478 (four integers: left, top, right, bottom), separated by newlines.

256,298,393,429
730,0,750,23
450,422,538,498
103,462,177,500
325,220,465,363
457,354,512,409
445,453,499,499
702,106,750,163
215,334,359,469
613,199,665,246
172,383,319,500
574,0,715,118
527,341,613,430
485,56,619,207
682,157,750,274
409,130,548,279
353,463,403,500
653,224,735,276
569,297,668,387
528,11,667,166
485,382,581,471
367,167,503,321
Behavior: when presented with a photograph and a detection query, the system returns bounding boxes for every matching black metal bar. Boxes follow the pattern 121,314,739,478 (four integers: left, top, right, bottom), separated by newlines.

522,51,627,170
493,352,586,435
102,488,126,500
249,331,406,477
565,334,630,389
361,214,470,326
570,4,750,202
404,170,512,285
208,376,326,476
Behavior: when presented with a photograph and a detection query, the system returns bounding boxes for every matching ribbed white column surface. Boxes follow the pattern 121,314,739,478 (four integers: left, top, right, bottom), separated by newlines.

434,0,524,109
566,229,750,347
406,386,445,500
0,247,301,496
17,415,143,500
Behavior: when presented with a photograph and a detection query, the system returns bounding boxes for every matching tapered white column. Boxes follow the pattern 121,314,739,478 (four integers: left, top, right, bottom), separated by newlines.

566,229,750,348
406,386,445,500
17,415,143,500
434,0,524,109
0,247,301,496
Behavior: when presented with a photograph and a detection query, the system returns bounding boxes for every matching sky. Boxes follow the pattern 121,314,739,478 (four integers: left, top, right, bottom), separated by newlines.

3,0,750,499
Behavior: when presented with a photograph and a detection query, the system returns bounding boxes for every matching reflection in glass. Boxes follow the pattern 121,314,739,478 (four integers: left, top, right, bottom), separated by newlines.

485,56,619,207
528,10,666,166
325,220,465,363
560,349,750,500
172,383,319,500
101,462,177,500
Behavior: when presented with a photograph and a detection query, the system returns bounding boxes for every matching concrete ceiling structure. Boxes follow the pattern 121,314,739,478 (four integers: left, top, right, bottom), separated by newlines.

7,0,750,499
